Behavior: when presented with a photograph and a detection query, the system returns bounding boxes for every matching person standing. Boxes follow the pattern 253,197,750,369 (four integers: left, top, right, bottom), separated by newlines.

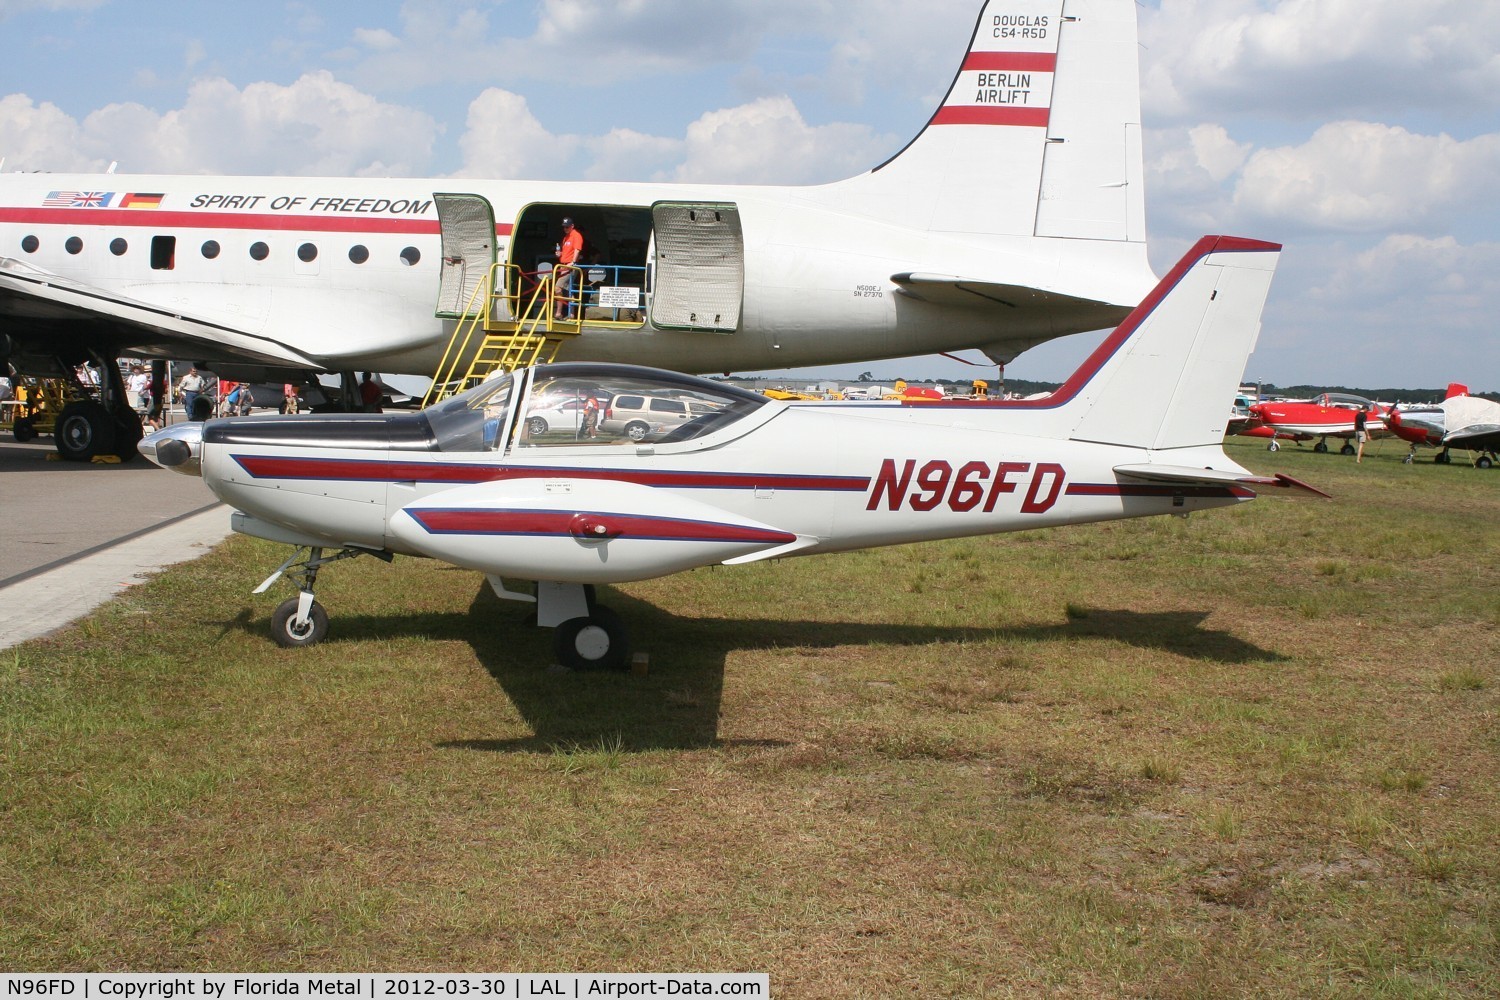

178,366,206,421
359,372,383,413
1354,406,1369,464
554,217,584,319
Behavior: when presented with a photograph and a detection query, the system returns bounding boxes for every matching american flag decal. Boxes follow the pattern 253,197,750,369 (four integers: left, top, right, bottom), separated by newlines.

42,191,115,208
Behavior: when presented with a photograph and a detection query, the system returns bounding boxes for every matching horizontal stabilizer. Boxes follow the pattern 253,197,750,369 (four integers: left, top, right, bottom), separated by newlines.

1114,464,1330,499
891,272,1109,310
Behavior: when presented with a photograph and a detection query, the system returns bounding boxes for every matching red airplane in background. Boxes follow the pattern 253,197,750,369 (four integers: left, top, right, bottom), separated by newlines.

1387,384,1500,467
1240,393,1389,453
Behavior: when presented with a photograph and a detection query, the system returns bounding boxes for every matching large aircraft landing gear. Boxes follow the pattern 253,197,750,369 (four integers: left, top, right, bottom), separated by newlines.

50,349,143,462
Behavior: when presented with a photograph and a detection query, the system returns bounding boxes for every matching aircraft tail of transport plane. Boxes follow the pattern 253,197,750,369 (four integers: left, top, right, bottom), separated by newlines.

1,0,1156,462
141,235,1327,667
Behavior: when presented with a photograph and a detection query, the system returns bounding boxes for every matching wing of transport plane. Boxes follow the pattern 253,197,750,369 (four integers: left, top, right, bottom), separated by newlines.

0,256,318,368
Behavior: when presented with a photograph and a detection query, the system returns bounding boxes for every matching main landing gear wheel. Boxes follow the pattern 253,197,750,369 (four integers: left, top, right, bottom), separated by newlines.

554,605,632,671
1314,441,1329,453
55,400,116,461
271,596,329,648
1340,443,1356,456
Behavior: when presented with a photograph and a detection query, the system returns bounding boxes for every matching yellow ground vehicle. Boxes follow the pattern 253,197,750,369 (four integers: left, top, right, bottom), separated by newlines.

1,377,77,443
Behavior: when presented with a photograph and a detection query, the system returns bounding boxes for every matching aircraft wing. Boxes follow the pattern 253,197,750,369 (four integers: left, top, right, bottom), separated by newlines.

1446,424,1500,449
1113,464,1331,499
0,256,320,368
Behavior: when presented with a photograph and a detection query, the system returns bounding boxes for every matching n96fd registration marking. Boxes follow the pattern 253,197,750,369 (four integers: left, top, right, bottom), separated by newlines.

866,459,1065,514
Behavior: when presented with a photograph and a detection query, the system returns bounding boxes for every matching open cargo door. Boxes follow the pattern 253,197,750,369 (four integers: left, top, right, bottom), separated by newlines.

435,193,502,320
650,202,743,333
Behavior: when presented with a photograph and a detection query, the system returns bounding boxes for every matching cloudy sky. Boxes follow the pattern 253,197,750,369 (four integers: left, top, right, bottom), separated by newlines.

2,0,1497,391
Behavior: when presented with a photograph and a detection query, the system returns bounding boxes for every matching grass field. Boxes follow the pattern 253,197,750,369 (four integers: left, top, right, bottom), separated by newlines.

2,437,1497,995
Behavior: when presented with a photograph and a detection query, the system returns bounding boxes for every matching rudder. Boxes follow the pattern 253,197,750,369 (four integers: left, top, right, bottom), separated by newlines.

853,0,1144,243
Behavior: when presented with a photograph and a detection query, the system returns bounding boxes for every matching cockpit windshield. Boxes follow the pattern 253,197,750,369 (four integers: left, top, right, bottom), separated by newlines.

420,364,770,454
424,373,516,452
517,365,768,448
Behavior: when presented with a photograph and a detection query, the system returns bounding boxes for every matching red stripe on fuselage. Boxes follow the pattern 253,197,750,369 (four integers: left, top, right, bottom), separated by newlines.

231,455,870,492
0,206,513,237
408,508,796,545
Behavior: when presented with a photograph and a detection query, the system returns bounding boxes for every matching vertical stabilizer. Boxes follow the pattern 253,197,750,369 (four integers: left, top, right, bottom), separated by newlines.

1057,237,1281,452
848,0,1144,243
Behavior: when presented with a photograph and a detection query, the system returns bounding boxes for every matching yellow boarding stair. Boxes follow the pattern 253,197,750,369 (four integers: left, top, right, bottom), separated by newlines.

422,263,583,408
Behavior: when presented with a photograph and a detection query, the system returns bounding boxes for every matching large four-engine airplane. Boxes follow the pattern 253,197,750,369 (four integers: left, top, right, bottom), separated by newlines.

139,236,1325,667
0,0,1155,462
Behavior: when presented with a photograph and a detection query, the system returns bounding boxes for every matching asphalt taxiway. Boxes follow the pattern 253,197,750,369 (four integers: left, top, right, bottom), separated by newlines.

0,435,232,649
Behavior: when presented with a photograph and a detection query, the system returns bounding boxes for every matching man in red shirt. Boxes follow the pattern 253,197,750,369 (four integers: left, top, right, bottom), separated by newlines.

555,217,583,319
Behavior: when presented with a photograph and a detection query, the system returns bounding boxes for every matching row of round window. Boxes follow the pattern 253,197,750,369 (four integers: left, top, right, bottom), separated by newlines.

17,234,421,266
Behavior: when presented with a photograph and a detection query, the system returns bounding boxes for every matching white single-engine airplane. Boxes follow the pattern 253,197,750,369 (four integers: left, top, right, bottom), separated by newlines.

2,0,1155,461
140,237,1327,668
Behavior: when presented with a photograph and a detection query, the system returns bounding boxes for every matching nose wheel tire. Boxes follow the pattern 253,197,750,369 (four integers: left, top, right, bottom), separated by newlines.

554,605,631,671
271,597,329,647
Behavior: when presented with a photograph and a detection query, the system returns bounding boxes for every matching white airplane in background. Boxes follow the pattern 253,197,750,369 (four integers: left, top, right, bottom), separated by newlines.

139,237,1324,666
0,0,1155,462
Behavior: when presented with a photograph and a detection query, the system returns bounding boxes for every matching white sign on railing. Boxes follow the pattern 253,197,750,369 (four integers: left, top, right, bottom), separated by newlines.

598,286,641,309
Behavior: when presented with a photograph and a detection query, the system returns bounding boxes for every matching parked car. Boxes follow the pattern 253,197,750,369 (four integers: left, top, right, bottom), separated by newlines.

523,396,594,436
600,393,723,441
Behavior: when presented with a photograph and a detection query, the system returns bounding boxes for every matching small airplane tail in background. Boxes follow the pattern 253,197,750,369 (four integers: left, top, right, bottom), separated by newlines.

1445,383,1470,399
842,0,1145,245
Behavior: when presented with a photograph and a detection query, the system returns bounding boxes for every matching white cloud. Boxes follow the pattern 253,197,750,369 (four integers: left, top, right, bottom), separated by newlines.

0,74,440,176
1141,0,1500,122
353,27,399,52
454,88,579,180
0,93,99,170
1233,122,1500,233
672,96,891,185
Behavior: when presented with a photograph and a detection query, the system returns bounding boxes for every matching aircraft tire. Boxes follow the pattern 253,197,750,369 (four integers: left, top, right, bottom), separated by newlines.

271,597,329,648
111,409,144,462
12,418,37,443
1478,456,1493,470
1314,441,1328,453
1340,443,1355,456
55,400,116,462
554,605,631,672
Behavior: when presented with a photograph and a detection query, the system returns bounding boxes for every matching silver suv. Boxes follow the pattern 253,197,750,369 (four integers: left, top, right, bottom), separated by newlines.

601,393,722,441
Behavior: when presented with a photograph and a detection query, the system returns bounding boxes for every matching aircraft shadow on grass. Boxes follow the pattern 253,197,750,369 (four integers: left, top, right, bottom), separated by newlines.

224,582,1285,753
